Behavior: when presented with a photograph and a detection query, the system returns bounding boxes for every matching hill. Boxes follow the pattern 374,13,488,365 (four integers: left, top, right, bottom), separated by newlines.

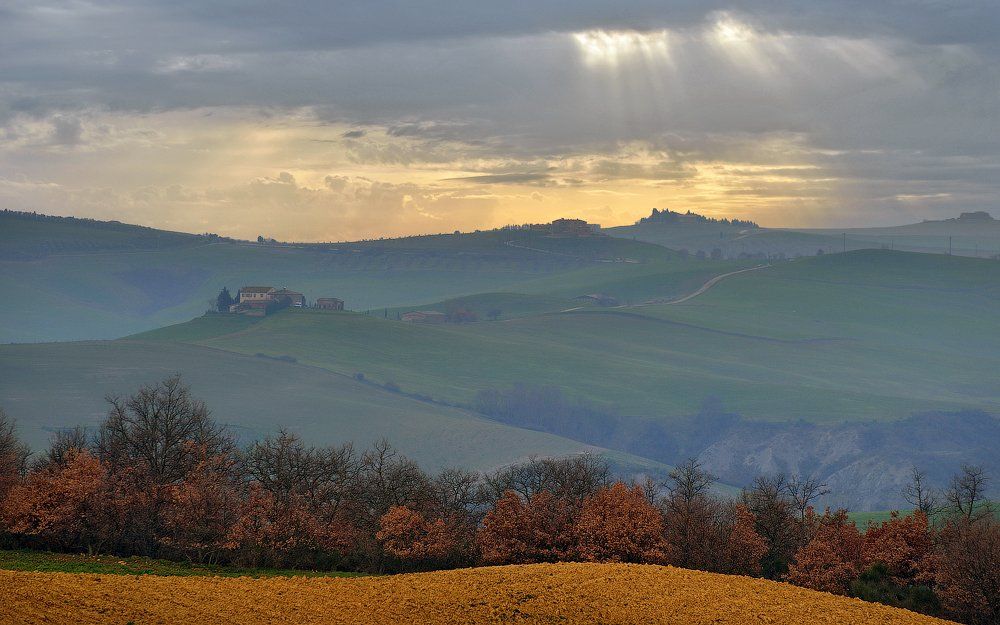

608,209,1000,259
0,211,673,343
120,250,1000,508
0,563,953,624
0,338,672,475
141,251,1000,424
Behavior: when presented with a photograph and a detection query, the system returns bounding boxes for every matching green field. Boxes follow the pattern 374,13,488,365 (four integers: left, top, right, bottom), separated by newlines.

608,216,1000,259
0,549,361,578
3,214,999,508
130,251,1000,425
0,339,677,472
0,213,678,343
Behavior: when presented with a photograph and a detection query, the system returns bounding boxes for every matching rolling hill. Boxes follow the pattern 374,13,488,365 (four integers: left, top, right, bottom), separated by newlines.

122,249,1000,508
0,338,674,475
0,563,954,625
608,210,1000,259
0,211,674,343
136,251,1000,424
3,213,999,508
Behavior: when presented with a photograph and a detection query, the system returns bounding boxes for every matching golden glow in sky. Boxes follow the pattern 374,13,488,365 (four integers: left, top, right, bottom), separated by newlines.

0,4,994,240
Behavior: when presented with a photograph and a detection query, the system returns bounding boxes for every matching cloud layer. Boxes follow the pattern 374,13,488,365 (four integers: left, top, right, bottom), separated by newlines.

1,1,998,239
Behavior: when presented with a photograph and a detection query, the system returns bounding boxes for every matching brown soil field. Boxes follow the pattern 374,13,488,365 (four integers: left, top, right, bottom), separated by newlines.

1,562,955,625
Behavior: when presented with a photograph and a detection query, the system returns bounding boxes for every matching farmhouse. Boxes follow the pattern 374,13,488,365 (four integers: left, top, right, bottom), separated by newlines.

272,288,305,307
316,297,345,311
401,311,447,323
549,218,601,237
238,286,276,308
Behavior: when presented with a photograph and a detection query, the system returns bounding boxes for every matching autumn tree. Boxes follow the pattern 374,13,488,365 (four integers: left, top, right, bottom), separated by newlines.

93,376,235,555
96,375,234,485
575,482,667,563
376,505,457,570
159,450,242,563
477,490,576,565
718,504,769,577
226,485,352,569
933,517,1000,625
1,450,110,553
786,509,862,594
31,427,88,471
861,511,935,586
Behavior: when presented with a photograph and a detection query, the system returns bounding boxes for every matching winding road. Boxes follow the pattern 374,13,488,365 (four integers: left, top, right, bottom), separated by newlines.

644,264,769,306
559,263,770,313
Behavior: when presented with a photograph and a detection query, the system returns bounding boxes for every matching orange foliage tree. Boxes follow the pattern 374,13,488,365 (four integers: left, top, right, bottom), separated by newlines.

932,518,1000,625
0,450,110,553
226,485,352,568
477,490,575,565
786,509,862,594
719,504,768,576
377,505,458,569
160,453,242,563
861,510,935,586
574,482,667,563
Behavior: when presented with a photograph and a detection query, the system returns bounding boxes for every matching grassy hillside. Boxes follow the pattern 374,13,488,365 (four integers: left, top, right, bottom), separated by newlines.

6,249,998,508
609,215,1000,259
137,251,1000,425
0,212,675,343
0,339,668,473
0,563,952,625
608,221,874,258
0,550,357,578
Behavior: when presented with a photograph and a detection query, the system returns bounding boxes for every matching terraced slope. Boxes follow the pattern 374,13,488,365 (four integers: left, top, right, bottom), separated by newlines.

0,563,953,625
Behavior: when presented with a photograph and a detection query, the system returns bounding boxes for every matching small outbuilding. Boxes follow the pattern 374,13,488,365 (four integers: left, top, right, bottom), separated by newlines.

316,297,345,311
272,287,305,307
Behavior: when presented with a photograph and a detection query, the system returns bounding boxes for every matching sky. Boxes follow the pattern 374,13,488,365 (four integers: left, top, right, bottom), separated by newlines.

1,1,998,241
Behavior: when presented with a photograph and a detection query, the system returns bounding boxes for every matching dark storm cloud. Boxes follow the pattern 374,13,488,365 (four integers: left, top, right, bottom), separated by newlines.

1,0,999,227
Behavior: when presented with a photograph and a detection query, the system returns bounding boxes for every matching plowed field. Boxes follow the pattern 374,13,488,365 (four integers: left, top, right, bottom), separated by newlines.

1,562,954,624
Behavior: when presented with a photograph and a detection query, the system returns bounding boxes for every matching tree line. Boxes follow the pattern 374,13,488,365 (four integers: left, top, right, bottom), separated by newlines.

0,376,996,624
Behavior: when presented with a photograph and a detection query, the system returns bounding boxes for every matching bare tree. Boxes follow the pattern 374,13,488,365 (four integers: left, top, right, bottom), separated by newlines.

664,458,716,505
0,409,30,482
241,429,357,513
481,453,609,507
95,375,234,484
785,475,831,520
432,467,483,517
357,438,433,521
947,465,991,522
32,426,89,471
661,458,720,569
741,474,799,579
902,466,940,516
